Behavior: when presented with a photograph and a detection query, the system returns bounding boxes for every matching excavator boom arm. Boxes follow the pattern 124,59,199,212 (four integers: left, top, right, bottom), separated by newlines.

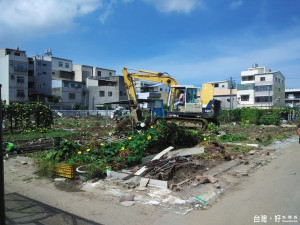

122,67,178,106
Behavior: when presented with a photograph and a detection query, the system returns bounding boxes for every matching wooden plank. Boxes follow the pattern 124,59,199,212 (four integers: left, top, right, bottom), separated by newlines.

151,146,174,161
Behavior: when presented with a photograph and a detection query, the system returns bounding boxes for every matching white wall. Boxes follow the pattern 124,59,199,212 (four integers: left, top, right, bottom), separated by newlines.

0,56,9,103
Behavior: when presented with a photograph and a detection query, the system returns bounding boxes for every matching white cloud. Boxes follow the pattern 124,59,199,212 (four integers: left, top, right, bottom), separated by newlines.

99,0,115,24
230,0,243,9
0,0,103,40
121,37,300,87
142,0,203,14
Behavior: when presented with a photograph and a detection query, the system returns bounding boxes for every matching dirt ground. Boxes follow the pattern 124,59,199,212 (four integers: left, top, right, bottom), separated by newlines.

4,135,299,225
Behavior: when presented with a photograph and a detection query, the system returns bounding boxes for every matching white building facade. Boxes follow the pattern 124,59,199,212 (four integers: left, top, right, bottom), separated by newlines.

0,48,29,104
237,65,285,108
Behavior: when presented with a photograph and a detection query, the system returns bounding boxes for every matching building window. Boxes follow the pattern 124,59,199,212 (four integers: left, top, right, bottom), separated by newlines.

14,52,20,56
65,63,69,68
160,88,163,91
42,72,46,75
99,91,105,97
13,61,27,72
241,95,249,101
59,61,63,67
214,84,219,87
17,76,24,83
43,83,46,86
119,91,123,96
17,90,25,97
255,85,272,92
97,71,101,77
42,63,47,66
275,77,277,82
63,81,69,88
255,96,272,102
71,83,75,88
52,72,55,75
242,76,254,81
108,91,112,97
260,77,265,81
69,93,75,99
278,88,280,92
75,83,82,88
109,72,112,76
278,78,280,83
222,85,225,87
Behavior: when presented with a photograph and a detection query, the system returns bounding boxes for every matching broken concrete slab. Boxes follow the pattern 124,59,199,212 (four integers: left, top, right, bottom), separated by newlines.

107,171,141,183
54,178,67,182
167,147,204,157
148,179,168,189
121,201,135,206
139,178,149,187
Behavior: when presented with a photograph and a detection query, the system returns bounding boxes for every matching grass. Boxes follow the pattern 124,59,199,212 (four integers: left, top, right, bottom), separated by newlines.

3,129,79,141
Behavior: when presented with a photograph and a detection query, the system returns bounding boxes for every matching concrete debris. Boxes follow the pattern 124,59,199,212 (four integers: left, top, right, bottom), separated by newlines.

248,150,257,155
139,178,149,187
147,200,160,205
121,201,135,206
205,141,225,155
206,175,218,184
120,194,135,202
54,178,67,182
167,147,204,157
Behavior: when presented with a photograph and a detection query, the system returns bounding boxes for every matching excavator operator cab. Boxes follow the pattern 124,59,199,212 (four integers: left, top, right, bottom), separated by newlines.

169,85,202,113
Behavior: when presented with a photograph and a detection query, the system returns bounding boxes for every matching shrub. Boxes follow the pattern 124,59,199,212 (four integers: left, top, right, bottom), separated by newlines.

259,114,280,125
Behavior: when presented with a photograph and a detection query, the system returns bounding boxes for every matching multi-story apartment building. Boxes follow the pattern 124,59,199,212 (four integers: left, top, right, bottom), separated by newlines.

74,65,127,109
285,89,300,107
0,48,29,104
206,80,237,109
51,80,84,110
28,56,52,102
87,76,127,110
42,54,85,109
237,65,285,108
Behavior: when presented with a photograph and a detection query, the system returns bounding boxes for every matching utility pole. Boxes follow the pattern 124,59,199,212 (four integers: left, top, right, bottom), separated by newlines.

229,77,233,110
0,84,5,225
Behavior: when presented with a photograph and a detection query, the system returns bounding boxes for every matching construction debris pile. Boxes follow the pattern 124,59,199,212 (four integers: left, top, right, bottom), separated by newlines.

112,145,227,191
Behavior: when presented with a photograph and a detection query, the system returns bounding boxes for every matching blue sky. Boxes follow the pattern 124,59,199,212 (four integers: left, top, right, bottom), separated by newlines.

1,0,300,88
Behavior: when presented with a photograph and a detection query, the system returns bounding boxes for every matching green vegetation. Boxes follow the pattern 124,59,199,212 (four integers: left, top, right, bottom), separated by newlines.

3,102,53,133
207,122,219,135
3,129,78,141
31,120,203,179
219,108,296,125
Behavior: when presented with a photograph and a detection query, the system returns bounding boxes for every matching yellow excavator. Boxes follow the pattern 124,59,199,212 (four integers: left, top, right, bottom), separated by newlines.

122,67,221,129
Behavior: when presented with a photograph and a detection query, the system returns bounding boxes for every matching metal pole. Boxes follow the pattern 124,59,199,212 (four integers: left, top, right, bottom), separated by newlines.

105,105,108,126
0,84,5,225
